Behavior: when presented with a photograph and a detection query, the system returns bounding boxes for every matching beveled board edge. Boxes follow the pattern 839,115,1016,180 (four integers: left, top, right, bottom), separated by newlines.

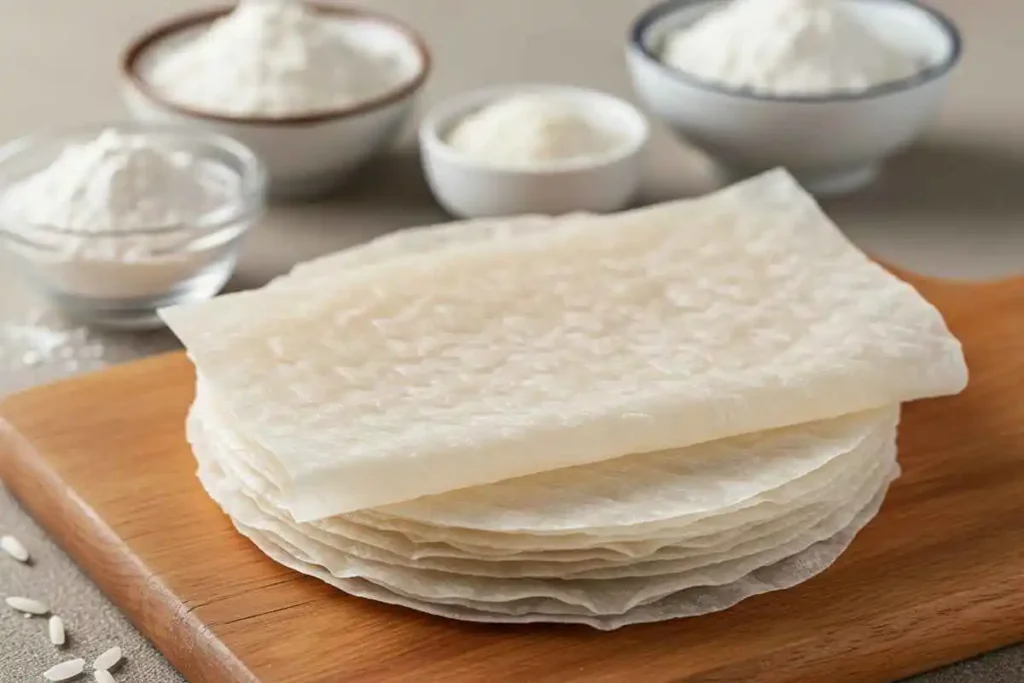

0,354,257,683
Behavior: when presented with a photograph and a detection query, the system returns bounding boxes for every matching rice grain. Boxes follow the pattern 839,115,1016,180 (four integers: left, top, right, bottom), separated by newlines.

93,646,123,671
42,657,85,681
48,614,67,646
5,595,49,614
1,534,30,562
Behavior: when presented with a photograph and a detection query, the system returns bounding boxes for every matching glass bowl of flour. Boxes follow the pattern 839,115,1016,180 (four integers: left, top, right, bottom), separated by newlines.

626,0,962,195
0,123,266,330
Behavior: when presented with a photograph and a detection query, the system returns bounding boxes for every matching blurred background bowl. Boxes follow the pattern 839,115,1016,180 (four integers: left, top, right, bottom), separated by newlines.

419,84,649,218
626,0,962,196
120,3,430,199
0,122,266,330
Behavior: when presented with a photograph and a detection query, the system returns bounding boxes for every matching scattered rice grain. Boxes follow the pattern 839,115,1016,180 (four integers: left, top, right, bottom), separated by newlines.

1,534,30,562
5,595,49,614
93,670,115,683
48,614,67,646
42,658,85,681
93,646,123,671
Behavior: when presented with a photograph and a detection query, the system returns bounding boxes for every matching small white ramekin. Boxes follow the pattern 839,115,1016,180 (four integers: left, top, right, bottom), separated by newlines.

419,84,649,218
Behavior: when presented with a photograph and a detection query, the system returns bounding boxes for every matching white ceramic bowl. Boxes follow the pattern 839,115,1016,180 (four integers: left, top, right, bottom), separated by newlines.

419,84,649,218
120,4,430,198
626,0,962,195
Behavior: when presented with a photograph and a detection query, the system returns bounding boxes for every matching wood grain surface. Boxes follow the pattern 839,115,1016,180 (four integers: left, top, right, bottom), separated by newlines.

1,271,1023,683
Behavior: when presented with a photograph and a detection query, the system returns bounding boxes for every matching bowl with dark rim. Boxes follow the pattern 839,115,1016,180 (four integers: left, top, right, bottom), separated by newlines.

626,0,962,195
120,3,431,198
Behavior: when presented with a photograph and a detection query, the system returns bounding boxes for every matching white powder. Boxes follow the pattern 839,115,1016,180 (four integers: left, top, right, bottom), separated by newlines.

446,95,628,169
2,129,233,242
0,129,241,300
661,0,929,95
0,306,107,374
145,0,408,117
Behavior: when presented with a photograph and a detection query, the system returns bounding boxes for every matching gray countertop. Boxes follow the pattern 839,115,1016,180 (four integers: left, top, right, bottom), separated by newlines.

1,0,1023,681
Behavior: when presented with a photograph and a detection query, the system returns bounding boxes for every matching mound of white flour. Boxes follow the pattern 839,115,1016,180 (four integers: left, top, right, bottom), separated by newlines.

662,0,930,95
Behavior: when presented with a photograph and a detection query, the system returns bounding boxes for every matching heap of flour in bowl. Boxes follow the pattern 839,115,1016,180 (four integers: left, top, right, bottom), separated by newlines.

158,169,967,629
661,0,936,95
445,94,630,169
142,0,411,117
0,128,241,300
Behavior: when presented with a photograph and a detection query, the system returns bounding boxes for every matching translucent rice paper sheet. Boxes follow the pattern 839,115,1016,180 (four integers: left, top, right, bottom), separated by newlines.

212,455,893,586
296,456,886,580
163,169,966,520
197,431,895,613
196,412,891,572
191,379,898,542
367,407,898,535
231,484,886,630
191,400,896,579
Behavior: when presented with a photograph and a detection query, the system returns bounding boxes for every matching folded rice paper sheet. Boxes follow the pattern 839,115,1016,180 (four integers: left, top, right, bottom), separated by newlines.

161,169,967,521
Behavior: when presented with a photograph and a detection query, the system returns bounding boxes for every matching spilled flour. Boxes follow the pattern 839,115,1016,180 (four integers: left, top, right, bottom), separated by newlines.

0,306,107,373
0,288,179,394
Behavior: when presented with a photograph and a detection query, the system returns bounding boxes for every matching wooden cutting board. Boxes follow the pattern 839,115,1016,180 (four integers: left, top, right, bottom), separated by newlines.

1,270,1023,683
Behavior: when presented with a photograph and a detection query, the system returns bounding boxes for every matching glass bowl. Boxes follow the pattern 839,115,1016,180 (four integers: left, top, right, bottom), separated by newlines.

0,123,267,330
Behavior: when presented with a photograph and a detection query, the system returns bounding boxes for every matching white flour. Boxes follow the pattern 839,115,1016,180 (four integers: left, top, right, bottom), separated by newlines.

661,0,929,95
446,95,627,169
145,0,408,117
2,129,232,242
0,306,106,374
0,129,240,299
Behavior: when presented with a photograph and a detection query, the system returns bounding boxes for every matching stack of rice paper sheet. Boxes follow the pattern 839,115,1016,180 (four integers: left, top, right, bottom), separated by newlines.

161,170,967,629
